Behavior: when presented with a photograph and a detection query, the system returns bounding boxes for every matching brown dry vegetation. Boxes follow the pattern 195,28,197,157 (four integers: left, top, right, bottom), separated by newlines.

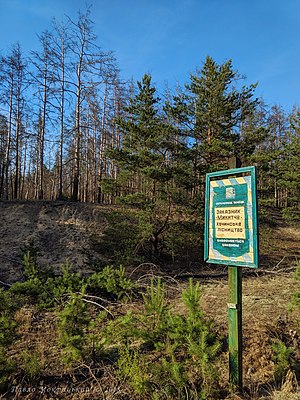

1,271,299,400
203,274,300,397
0,201,299,399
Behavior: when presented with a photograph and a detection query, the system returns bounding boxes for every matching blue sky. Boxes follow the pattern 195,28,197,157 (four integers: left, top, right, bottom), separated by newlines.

1,0,300,111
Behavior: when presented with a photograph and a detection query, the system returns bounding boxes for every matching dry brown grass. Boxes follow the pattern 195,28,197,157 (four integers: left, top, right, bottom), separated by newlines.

201,270,300,399
1,203,299,399
0,268,299,399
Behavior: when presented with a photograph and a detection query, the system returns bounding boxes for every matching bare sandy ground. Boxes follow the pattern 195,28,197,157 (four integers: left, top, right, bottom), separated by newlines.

0,200,109,283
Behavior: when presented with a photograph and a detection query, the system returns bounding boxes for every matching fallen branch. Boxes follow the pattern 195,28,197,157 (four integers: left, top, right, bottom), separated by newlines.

0,279,11,287
271,256,287,271
81,363,105,398
81,297,114,317
76,292,114,305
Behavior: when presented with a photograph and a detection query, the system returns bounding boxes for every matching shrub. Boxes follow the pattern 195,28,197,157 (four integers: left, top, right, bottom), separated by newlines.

20,350,41,380
93,209,143,265
10,249,136,310
0,347,16,391
272,264,300,386
0,287,18,315
106,278,222,399
57,290,91,367
86,265,136,300
10,259,84,309
0,289,17,391
272,340,297,383
165,221,203,264
290,262,300,315
116,344,149,396
0,289,17,350
282,206,300,224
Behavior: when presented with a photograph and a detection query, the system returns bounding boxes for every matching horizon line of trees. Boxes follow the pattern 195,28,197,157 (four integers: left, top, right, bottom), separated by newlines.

0,7,299,218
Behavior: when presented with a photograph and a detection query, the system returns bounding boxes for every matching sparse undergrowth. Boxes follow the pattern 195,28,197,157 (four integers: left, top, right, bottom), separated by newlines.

0,253,299,399
104,277,223,399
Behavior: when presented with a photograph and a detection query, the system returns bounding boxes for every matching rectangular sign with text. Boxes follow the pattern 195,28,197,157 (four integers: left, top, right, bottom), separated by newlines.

204,166,259,268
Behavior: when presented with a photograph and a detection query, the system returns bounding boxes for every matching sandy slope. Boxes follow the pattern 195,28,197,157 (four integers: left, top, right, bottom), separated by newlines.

0,200,109,283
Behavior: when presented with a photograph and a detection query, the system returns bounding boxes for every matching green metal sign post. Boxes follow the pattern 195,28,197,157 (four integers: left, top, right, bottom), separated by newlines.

228,266,242,388
204,165,259,391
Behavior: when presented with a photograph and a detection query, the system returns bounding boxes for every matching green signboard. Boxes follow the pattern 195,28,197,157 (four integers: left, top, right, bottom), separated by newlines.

204,166,259,268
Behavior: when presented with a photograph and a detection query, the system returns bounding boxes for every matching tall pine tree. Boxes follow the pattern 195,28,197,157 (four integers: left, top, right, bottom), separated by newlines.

109,73,173,201
107,74,175,259
165,56,258,206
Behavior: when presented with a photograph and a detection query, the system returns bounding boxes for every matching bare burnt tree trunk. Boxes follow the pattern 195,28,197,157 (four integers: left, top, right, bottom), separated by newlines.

13,100,21,199
13,45,26,199
51,18,72,200
4,84,13,199
38,71,47,199
58,38,66,200
97,79,107,204
31,31,54,200
72,61,82,202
